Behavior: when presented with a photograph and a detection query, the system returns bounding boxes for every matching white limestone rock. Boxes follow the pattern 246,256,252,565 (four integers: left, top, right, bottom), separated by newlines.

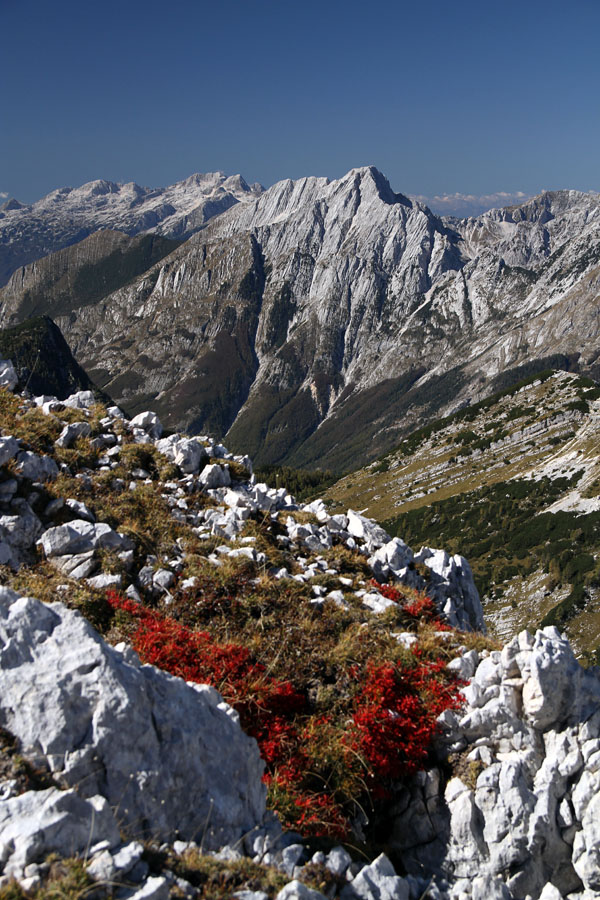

234,892,269,900
39,519,133,557
0,587,266,848
130,411,163,438
0,437,19,467
119,876,169,900
50,549,98,579
63,390,96,409
200,463,231,489
398,627,600,899
276,882,327,900
155,435,208,474
324,846,352,876
361,591,397,614
87,841,144,882
521,627,580,729
346,509,391,549
0,788,120,877
341,853,409,900
56,421,91,448
0,360,17,392
538,886,564,900
153,568,175,590
14,450,58,482
86,573,122,590
369,537,413,581
65,498,95,522
471,875,514,900
0,504,42,553
413,547,485,632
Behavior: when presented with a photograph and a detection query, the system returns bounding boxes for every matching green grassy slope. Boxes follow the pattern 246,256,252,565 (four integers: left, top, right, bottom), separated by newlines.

324,369,600,659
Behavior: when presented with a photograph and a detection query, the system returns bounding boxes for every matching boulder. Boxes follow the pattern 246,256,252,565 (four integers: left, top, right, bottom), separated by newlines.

63,390,96,409
155,435,208,474
56,421,91,448
0,437,19,467
129,411,163,439
65,498,95,522
521,627,580,730
341,853,409,900
86,840,145,882
39,519,133,558
0,588,266,848
49,550,98,579
200,463,231,489
413,547,485,632
14,451,58,482
368,537,413,581
86,573,122,590
346,509,391,549
0,507,42,559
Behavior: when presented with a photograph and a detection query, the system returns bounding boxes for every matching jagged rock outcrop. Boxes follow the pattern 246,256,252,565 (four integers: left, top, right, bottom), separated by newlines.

390,628,600,900
0,230,181,322
0,373,598,898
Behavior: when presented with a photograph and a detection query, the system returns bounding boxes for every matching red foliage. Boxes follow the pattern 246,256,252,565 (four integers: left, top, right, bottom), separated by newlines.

106,588,462,839
372,580,403,603
349,658,462,780
369,580,451,628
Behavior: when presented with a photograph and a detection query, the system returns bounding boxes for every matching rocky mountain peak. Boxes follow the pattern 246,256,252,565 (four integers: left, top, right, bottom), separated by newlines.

75,179,122,198
3,167,600,476
0,198,26,213
340,165,414,207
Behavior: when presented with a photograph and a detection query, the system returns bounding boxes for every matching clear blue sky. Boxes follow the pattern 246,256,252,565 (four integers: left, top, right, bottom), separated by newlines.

2,0,599,213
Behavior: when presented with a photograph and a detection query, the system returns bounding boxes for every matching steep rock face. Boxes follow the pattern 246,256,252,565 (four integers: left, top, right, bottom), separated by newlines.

455,190,600,267
56,232,266,431
0,316,107,401
0,172,262,286
26,168,466,462
3,170,600,472
0,230,181,323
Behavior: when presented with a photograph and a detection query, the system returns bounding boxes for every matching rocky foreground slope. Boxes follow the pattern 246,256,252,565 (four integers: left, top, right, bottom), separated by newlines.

0,368,598,899
3,169,600,471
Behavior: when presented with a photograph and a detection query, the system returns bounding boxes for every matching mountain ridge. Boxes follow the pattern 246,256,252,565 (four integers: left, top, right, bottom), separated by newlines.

0,171,263,286
2,167,600,473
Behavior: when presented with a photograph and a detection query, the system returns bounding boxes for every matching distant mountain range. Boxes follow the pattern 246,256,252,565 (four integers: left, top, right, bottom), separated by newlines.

1,166,599,471
0,172,263,286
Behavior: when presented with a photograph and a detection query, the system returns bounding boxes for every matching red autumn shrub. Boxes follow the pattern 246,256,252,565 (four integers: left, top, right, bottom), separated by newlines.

106,588,463,839
370,579,450,627
373,580,403,603
350,658,462,780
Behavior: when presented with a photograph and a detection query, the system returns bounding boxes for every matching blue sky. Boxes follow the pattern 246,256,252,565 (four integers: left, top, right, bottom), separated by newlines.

1,0,599,214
